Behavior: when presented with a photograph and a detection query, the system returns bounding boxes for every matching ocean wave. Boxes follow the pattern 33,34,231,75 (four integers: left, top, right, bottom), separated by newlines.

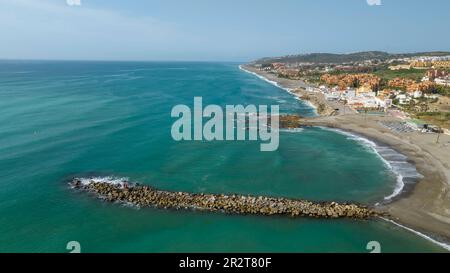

102,73,130,78
239,65,283,88
280,128,304,133
0,71,34,74
294,96,317,112
104,76,144,83
319,127,422,201
72,176,130,187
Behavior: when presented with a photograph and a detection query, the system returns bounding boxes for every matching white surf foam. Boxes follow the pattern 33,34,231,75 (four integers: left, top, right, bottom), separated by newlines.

380,217,450,251
280,128,305,133
239,65,282,87
295,96,317,112
75,176,130,187
319,127,422,201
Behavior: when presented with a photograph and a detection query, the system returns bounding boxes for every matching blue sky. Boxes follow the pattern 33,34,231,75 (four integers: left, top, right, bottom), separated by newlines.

1,0,449,61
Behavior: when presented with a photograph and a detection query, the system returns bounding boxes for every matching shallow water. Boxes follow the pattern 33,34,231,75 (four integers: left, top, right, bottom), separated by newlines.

0,61,445,252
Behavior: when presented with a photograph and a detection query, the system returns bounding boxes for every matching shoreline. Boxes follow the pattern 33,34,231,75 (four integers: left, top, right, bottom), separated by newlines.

239,65,349,116
317,126,421,202
238,65,322,115
240,64,450,251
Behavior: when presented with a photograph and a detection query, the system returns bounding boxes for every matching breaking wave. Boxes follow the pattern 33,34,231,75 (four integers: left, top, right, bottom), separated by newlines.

72,176,130,188
319,127,422,202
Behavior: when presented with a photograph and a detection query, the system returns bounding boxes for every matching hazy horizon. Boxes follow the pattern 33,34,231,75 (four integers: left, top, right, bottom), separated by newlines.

1,49,449,63
1,0,450,62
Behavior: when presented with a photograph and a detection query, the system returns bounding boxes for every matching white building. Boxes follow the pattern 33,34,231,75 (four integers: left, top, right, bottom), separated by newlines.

435,77,450,86
344,89,356,98
424,94,439,99
396,94,411,105
325,93,340,101
412,90,423,98
421,76,430,82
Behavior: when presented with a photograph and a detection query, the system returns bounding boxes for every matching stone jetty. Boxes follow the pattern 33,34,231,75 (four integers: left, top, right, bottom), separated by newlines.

71,178,382,219
278,115,303,129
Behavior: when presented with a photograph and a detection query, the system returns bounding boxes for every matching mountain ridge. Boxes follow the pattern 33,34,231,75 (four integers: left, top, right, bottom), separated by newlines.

253,51,450,65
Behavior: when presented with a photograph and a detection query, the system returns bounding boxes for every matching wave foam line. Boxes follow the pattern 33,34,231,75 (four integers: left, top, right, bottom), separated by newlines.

319,127,421,201
280,128,305,133
239,65,318,115
380,217,450,251
74,176,129,187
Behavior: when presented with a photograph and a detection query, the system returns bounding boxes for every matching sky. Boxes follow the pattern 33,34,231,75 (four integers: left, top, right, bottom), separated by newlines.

0,0,449,61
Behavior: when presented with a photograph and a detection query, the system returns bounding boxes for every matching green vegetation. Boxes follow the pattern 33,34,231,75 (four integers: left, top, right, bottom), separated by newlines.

302,72,323,84
435,85,450,96
415,112,450,129
373,67,425,82
255,51,450,65
417,112,450,118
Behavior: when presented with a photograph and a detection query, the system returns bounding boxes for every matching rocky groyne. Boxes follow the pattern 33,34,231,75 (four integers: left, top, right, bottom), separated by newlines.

278,115,303,129
71,178,382,219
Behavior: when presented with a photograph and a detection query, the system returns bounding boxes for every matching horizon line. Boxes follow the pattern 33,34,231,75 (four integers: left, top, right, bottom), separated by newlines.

1,49,450,64
0,58,248,63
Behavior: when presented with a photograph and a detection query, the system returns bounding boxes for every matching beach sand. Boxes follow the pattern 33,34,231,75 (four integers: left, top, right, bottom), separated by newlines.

242,65,450,245
307,115,450,242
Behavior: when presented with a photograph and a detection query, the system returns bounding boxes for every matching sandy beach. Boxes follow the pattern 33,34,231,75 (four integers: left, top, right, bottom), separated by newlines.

242,65,450,246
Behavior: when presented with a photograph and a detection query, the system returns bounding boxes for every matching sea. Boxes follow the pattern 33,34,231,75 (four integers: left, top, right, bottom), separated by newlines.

0,60,446,252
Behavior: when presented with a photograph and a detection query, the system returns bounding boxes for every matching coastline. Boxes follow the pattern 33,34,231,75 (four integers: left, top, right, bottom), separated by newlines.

240,64,450,250
239,65,350,116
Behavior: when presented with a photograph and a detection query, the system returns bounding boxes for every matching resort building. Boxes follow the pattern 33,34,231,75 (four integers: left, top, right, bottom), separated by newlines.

410,60,433,68
427,69,447,80
411,90,423,98
344,89,356,98
389,64,411,70
396,94,411,105
435,76,450,86
356,84,373,95
433,60,450,68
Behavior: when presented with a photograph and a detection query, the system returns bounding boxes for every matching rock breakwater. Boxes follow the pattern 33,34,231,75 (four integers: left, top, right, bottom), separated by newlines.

70,178,382,219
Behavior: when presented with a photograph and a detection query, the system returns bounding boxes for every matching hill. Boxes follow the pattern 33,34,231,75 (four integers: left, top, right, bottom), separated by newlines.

253,51,450,65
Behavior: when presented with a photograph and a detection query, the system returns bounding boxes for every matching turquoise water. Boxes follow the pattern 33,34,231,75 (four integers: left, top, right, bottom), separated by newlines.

0,61,445,252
